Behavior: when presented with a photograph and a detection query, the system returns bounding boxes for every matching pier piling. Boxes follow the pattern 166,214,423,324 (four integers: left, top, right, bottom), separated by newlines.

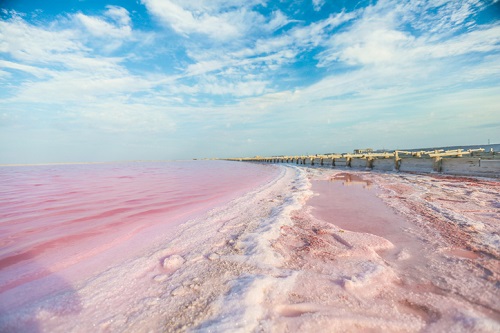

224,147,499,177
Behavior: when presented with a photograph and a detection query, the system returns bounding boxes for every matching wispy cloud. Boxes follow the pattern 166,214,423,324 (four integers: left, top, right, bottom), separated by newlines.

75,9,131,39
312,0,326,12
0,13,84,65
0,59,52,78
141,0,264,40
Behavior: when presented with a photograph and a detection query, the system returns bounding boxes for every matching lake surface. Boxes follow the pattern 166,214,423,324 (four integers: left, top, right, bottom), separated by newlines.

0,160,279,331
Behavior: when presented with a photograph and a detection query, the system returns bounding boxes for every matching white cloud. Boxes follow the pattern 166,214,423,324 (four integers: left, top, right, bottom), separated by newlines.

323,28,412,66
0,9,163,101
317,0,498,69
176,10,355,97
0,14,83,64
312,0,325,12
105,5,132,26
200,78,268,96
141,0,241,40
75,12,131,39
401,0,484,36
141,0,295,42
0,10,182,137
219,0,500,135
73,5,133,54
1,0,499,162
0,60,52,78
264,11,293,32
185,59,227,76
9,71,155,103
416,25,500,59
78,102,176,133
291,12,356,47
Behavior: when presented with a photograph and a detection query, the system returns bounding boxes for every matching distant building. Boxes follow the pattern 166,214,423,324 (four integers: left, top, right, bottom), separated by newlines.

353,148,374,154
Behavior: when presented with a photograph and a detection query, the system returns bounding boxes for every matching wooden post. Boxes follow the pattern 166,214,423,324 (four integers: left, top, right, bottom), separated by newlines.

367,157,374,169
433,157,442,172
394,151,401,170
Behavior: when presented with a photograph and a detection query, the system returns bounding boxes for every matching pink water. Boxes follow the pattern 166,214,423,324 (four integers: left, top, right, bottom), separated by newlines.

0,160,278,327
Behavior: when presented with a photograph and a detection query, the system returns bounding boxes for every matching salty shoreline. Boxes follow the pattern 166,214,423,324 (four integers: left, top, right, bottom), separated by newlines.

1,163,499,332
0,161,281,332
272,167,499,332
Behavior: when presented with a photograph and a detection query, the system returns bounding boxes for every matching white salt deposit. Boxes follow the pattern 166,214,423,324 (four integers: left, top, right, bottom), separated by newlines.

162,255,185,272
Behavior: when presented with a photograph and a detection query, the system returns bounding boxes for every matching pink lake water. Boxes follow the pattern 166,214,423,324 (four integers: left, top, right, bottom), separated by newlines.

0,160,279,330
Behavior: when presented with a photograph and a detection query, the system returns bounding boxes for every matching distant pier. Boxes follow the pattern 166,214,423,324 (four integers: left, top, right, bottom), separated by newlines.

225,148,500,178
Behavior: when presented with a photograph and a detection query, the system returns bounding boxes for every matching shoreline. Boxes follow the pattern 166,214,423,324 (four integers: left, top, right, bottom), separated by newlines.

0,163,302,332
0,160,188,167
274,167,499,331
0,161,283,332
1,163,498,332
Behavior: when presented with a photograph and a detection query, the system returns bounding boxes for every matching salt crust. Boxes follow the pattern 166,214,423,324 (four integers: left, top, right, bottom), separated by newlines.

269,168,499,333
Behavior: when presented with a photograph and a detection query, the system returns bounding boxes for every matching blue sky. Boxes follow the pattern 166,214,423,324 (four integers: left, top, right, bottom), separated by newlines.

1,0,499,163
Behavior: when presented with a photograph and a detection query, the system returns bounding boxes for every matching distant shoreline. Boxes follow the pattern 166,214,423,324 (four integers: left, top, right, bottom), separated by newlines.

0,160,185,167
398,143,500,153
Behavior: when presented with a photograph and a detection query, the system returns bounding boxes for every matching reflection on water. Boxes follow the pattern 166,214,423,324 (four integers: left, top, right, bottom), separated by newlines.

329,172,372,188
442,248,480,260
309,176,428,271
